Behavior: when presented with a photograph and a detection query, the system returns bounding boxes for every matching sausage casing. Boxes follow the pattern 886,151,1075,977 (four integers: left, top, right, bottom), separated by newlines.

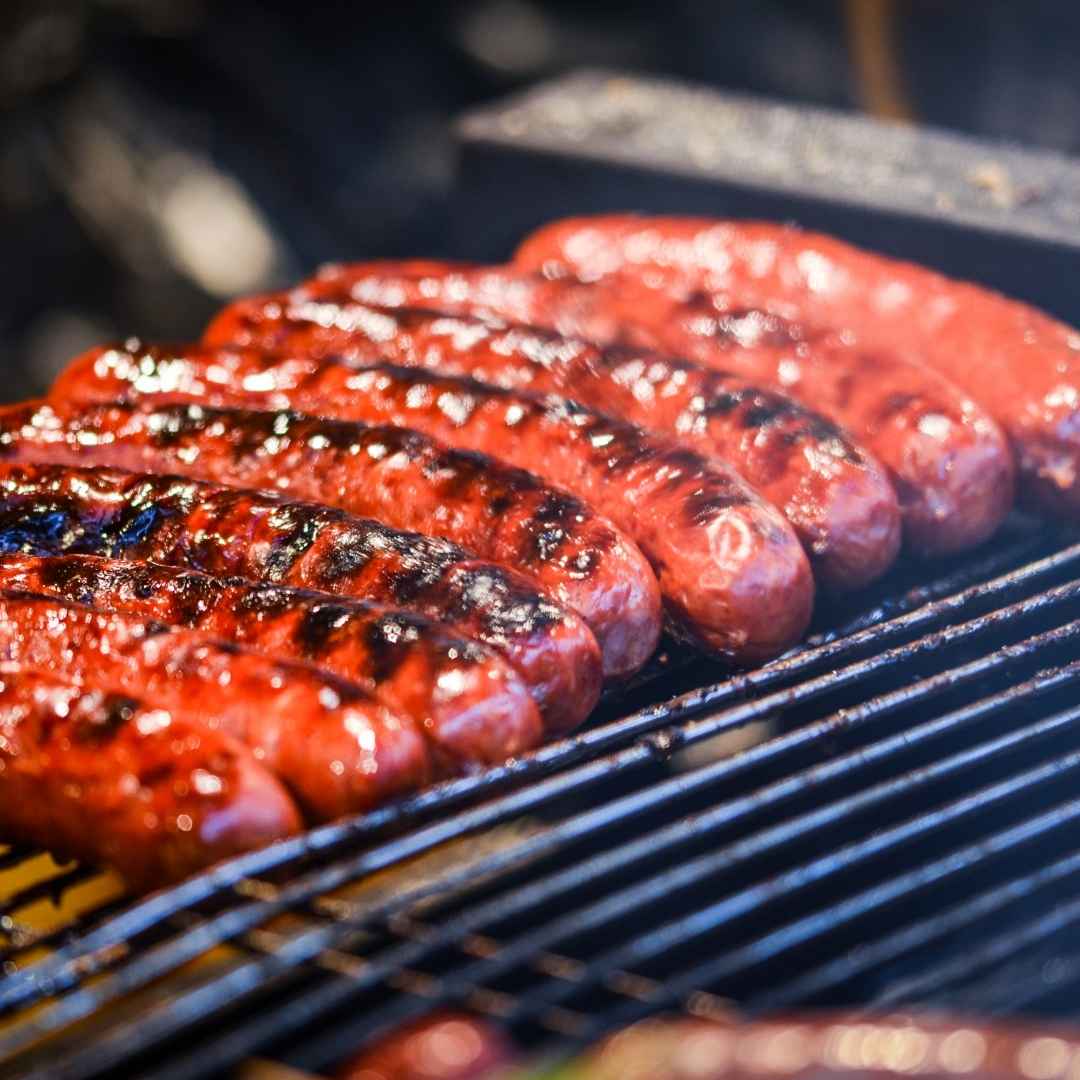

0,553,542,766
0,460,601,733
0,668,301,890
206,289,901,590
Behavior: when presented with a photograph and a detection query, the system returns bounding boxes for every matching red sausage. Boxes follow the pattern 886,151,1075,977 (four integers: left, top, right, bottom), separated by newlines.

0,590,431,822
0,668,301,891
206,289,901,590
0,553,541,768
316,259,1013,556
517,214,1078,520
50,346,814,662
336,1014,515,1080
0,461,599,734
2,397,658,683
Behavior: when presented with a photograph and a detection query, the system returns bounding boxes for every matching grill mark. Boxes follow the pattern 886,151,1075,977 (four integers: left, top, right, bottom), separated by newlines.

294,602,355,657
72,694,139,745
441,564,565,637
263,507,335,580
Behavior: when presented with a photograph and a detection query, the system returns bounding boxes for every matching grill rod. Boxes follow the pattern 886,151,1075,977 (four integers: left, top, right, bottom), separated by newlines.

4,559,1078,1062
4,533,1075,1012
28,617,1080,1079
135,692,1080,1080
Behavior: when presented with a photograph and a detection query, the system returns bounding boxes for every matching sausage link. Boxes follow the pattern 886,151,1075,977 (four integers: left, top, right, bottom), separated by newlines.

0,668,301,891
0,590,431,821
3,398,657,683
336,1014,515,1080
0,460,600,732
206,290,900,590
314,259,1013,556
0,553,541,765
518,214,1077,520
51,346,814,661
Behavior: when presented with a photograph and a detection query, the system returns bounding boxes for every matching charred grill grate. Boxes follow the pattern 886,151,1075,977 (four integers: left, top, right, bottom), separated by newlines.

0,513,1078,1077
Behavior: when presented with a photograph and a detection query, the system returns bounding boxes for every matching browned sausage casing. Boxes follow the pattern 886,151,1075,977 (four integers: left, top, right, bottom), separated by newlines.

0,590,431,821
206,290,900,591
517,214,1077,521
0,398,658,683
0,553,541,766
0,461,601,734
313,259,1013,556
50,345,814,661
336,1013,515,1080
0,668,301,891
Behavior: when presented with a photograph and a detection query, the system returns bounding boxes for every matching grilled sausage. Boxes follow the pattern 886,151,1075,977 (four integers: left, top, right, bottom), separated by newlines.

206,291,901,590
336,1014,515,1080
0,590,431,821
517,214,1079,521
0,554,541,766
0,461,600,732
51,346,814,661
1,398,658,682
314,259,1013,556
0,668,301,891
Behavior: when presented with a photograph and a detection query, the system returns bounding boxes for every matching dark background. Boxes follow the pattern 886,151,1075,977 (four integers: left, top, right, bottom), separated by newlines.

4,0,1080,400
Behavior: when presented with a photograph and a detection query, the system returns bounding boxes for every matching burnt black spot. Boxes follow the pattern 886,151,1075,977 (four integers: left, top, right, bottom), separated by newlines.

683,484,749,526
263,508,334,580
233,584,296,619
38,557,103,605
73,694,139,744
700,390,749,416
442,564,564,640
361,614,427,682
0,506,77,554
295,602,355,656
113,504,170,550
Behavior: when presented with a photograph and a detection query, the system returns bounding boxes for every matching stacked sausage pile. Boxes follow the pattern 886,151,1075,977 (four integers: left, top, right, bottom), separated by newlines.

1,215,1076,890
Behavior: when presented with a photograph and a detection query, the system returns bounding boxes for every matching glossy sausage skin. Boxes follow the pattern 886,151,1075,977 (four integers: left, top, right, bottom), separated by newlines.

52,346,814,661
518,214,1077,520
2,398,657,684
0,461,601,733
0,554,541,766
336,1014,515,1080
0,668,300,891
0,590,431,821
207,290,901,590
317,260,1013,557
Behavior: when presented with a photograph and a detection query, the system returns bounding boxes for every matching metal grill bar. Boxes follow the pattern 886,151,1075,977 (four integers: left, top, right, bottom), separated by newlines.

24,622,1080,1077
5,533,1074,1010
874,892,1080,1009
749,847,1080,1010
585,793,1080,1041
4,562,1077,1058
124,701,1080,1079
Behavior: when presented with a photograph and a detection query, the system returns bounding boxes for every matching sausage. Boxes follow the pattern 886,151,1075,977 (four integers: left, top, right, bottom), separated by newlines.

0,668,301,891
2,398,658,682
576,1013,1080,1080
0,553,541,767
336,1014,515,1080
0,461,601,733
517,214,1078,521
313,259,1013,556
51,346,814,661
205,290,901,591
0,590,432,821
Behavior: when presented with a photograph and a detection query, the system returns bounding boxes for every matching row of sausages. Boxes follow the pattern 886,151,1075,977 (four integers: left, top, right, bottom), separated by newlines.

0,215,1075,889
333,1010,1080,1080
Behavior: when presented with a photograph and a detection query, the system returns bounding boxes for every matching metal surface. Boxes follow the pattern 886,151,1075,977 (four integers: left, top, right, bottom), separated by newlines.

0,517,1078,1077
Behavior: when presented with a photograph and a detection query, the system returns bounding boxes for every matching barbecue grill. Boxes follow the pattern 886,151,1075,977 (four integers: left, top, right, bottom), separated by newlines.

4,73,1080,1079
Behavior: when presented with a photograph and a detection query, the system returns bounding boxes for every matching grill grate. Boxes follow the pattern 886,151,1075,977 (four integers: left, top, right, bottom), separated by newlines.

0,516,1078,1077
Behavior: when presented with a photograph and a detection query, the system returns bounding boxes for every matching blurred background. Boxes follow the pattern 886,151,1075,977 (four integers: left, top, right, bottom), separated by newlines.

3,0,1080,400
